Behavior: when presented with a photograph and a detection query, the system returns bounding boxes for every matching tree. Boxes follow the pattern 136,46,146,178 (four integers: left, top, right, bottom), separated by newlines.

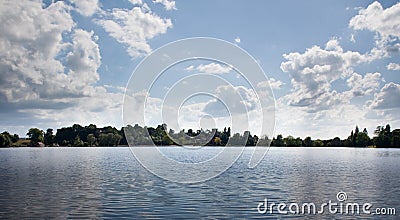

27,128,44,146
55,126,75,146
273,134,284,146
374,124,392,147
284,136,301,147
87,134,96,146
328,137,342,147
355,132,370,147
363,128,368,135
303,136,313,147
392,129,400,148
113,133,122,146
258,135,271,146
313,139,324,147
0,133,12,147
98,133,121,146
11,134,19,143
44,128,55,146
73,135,84,147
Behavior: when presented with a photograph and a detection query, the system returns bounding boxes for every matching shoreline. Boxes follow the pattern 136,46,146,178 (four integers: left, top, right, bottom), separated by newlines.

3,145,399,149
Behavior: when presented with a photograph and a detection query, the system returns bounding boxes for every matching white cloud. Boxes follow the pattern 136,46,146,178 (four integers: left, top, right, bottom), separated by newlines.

187,63,232,74
387,62,400,71
349,1,400,57
368,82,400,109
96,7,173,58
203,85,259,116
65,29,101,89
0,1,81,102
19,91,125,131
234,37,241,43
269,78,285,90
280,39,371,111
349,2,400,39
153,0,177,11
274,4,400,138
69,0,99,16
0,1,128,135
104,84,126,93
129,0,143,5
274,98,373,139
257,78,284,90
345,72,383,97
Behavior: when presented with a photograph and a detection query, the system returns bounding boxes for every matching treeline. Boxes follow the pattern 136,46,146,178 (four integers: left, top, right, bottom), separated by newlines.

271,125,399,148
0,124,399,148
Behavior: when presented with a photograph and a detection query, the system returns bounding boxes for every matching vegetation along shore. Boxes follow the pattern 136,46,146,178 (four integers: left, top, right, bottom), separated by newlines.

0,124,399,148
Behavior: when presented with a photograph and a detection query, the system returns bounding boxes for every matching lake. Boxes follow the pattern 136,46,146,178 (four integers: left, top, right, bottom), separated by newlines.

0,147,399,219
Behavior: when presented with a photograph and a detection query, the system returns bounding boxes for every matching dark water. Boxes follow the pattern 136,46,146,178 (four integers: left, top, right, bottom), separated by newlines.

0,147,399,219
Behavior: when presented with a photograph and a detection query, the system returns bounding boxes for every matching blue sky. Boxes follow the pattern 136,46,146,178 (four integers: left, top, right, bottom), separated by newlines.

0,0,399,139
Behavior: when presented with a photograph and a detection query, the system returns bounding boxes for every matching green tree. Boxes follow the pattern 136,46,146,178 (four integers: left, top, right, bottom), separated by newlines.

374,124,392,147
73,135,84,147
98,133,121,146
113,133,122,146
392,129,400,148
44,128,55,146
313,139,324,147
303,136,313,147
273,134,284,146
11,134,19,143
0,133,12,147
87,134,96,146
355,132,370,147
328,137,342,147
27,128,44,146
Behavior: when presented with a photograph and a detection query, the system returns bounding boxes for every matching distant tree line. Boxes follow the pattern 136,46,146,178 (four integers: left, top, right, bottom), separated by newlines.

0,124,399,148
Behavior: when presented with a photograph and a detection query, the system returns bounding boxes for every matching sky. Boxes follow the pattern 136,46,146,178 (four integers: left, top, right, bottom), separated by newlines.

0,0,400,139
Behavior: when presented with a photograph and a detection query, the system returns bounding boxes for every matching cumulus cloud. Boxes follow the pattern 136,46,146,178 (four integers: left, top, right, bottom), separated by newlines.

68,0,99,16
0,0,176,136
275,2,400,137
387,63,400,71
349,1,400,39
280,39,371,111
185,63,232,74
281,39,367,82
257,78,284,90
368,82,400,109
153,0,177,11
65,29,102,93
345,72,383,97
269,78,284,90
350,1,400,57
0,1,138,135
129,0,143,5
203,85,259,116
96,7,173,58
0,1,83,102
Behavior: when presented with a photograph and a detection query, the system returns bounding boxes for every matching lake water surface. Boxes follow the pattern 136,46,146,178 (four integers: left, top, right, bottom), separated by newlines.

0,147,399,219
